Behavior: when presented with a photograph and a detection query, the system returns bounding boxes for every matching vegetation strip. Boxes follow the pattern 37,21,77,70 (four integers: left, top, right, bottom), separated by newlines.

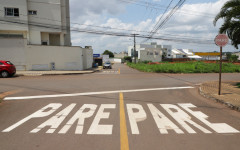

127,61,240,73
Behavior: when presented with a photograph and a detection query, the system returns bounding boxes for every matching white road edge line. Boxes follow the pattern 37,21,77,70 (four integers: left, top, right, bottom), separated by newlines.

4,86,194,100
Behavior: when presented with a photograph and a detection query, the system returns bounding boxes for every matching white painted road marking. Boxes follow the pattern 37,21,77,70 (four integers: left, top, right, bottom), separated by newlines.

179,103,240,133
2,103,239,134
2,103,62,132
31,104,76,133
148,104,184,134
161,104,212,134
4,86,194,100
127,104,147,134
59,104,97,134
87,104,116,135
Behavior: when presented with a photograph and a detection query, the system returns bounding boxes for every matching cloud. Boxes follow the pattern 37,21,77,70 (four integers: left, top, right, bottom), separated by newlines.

70,0,125,22
70,0,237,53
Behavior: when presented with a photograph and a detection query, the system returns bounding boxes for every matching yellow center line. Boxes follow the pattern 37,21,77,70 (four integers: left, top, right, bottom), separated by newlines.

119,92,130,150
118,68,121,74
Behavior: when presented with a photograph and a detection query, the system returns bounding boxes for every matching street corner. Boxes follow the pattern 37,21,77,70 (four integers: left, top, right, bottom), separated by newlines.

199,81,240,112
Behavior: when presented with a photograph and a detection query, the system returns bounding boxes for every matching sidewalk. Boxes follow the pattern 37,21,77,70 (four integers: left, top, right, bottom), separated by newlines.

16,67,102,76
200,81,240,111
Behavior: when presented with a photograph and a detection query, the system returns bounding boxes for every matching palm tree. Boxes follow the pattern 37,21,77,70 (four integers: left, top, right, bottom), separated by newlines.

213,0,240,49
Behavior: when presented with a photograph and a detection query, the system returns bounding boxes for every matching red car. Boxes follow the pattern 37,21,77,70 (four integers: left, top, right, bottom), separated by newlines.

0,60,16,78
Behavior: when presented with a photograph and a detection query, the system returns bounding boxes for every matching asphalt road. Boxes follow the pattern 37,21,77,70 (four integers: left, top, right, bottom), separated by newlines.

0,63,240,150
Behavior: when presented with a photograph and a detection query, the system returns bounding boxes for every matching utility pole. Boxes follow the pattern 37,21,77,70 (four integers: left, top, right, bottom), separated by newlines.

131,34,139,64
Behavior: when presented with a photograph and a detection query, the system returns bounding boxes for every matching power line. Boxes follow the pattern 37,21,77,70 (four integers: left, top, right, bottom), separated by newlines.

117,0,216,18
150,0,174,38
0,18,215,45
0,9,215,41
142,0,187,43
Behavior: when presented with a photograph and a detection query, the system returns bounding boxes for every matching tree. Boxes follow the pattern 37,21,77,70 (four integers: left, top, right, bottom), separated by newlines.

103,50,114,58
123,56,132,62
213,0,240,49
226,53,239,62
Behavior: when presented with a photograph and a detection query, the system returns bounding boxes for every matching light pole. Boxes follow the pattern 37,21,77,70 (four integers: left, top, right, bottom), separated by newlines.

131,34,139,64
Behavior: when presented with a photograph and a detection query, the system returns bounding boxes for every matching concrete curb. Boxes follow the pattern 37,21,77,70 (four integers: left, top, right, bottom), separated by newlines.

199,85,240,112
15,69,102,77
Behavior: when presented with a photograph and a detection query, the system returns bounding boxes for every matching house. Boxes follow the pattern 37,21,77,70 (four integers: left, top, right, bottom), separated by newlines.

114,51,128,58
0,0,93,71
128,42,166,62
167,49,201,59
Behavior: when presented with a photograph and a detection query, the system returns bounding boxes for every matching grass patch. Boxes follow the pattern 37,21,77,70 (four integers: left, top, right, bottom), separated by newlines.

127,61,240,73
236,83,240,88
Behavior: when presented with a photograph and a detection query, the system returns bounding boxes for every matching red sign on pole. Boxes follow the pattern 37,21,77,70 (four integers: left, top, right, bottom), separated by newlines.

214,34,229,47
214,34,229,95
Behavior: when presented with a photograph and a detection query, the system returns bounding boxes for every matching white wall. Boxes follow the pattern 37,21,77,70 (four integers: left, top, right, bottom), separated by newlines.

108,58,122,63
25,45,83,71
29,30,41,45
82,48,93,69
27,0,62,33
0,38,27,70
0,39,93,71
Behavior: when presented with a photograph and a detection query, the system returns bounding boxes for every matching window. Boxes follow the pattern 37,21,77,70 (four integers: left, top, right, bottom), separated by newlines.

0,62,3,65
5,8,19,17
28,10,37,15
6,61,13,65
42,41,48,45
0,34,23,38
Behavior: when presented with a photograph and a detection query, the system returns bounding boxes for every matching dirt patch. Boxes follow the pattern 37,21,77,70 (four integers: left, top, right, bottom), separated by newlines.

200,81,240,111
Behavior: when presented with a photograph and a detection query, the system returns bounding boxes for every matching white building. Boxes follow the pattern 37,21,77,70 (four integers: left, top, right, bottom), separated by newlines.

0,0,93,71
233,52,240,60
0,0,71,46
128,42,167,62
167,48,201,59
114,51,128,58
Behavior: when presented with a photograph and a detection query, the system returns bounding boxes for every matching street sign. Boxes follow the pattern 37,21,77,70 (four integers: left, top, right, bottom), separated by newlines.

214,34,229,47
214,34,229,95
93,54,101,58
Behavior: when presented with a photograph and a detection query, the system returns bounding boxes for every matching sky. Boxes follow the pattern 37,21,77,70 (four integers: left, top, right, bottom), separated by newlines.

69,0,239,54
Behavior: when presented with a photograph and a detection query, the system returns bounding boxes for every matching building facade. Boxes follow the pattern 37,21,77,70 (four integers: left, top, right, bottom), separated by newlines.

0,0,71,46
128,42,166,62
194,52,221,60
114,51,128,58
0,0,93,71
167,49,201,59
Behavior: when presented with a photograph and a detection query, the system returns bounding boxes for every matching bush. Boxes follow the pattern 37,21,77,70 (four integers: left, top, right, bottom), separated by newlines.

236,83,240,88
227,53,239,63
141,60,152,64
123,56,132,62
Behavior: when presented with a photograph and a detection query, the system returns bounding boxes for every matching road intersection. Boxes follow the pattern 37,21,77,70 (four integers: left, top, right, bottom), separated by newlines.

0,64,240,150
